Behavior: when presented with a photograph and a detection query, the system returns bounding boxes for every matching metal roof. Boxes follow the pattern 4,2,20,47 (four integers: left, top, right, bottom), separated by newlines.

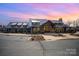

23,22,28,25
51,20,63,23
11,22,17,25
31,20,40,22
17,23,22,25
6,19,64,28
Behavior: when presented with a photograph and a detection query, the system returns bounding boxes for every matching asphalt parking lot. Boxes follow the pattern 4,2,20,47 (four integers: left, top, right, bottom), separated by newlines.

0,33,79,56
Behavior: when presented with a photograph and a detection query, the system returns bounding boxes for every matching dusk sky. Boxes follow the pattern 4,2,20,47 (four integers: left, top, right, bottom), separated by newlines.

0,3,79,25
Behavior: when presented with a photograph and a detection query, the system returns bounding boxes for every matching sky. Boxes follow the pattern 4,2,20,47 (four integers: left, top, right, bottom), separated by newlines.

0,3,79,25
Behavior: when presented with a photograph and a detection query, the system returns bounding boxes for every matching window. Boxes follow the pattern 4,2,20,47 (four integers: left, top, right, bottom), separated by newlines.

32,22,40,26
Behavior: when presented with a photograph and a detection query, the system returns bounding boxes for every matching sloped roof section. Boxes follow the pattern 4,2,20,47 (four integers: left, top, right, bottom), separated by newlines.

10,22,17,25
17,22,22,25
51,20,63,23
23,22,28,25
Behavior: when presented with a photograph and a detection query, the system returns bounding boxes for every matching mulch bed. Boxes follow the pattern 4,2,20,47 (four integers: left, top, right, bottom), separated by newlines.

30,35,45,41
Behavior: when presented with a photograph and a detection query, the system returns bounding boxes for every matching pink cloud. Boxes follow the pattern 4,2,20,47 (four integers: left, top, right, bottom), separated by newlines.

0,10,47,20
0,10,32,19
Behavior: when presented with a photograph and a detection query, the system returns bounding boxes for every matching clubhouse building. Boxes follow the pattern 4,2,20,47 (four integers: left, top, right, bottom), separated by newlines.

1,18,76,33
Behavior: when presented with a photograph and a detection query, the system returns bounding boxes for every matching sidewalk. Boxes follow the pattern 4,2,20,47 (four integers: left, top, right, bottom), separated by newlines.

0,32,79,41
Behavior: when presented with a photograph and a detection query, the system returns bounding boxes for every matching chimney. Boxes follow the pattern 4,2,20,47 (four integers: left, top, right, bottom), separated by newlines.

59,18,63,22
